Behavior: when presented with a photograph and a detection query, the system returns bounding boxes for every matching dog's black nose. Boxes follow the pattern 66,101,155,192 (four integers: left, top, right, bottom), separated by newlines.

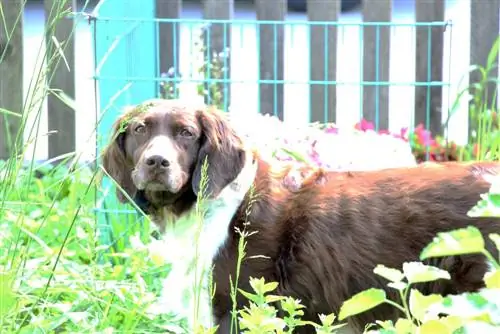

145,155,170,168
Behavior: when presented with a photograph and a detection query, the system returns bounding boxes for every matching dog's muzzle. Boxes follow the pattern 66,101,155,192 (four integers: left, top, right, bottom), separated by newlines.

132,137,184,192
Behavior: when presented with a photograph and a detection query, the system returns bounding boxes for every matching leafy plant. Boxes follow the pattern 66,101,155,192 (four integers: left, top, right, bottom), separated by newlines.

237,277,346,334
336,223,500,333
159,67,181,100
195,24,230,110
467,35,500,161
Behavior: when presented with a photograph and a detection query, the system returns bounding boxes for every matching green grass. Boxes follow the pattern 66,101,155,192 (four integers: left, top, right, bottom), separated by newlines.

0,162,178,333
2,1,500,333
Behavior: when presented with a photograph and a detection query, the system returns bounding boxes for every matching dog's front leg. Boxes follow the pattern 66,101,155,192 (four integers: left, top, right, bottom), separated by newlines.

214,313,233,334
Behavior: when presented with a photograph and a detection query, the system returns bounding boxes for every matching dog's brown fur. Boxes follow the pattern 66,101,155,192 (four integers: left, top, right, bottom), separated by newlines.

102,99,500,333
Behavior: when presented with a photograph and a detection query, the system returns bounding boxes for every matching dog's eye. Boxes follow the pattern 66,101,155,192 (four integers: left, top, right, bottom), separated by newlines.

134,124,146,134
180,128,193,137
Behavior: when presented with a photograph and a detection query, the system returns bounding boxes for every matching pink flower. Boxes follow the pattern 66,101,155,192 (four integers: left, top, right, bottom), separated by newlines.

325,126,339,134
414,124,435,147
398,127,409,141
354,119,375,132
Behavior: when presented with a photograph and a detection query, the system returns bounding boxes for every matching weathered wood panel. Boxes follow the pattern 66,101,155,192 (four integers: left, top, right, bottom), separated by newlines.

203,0,233,111
256,0,285,120
307,0,339,123
44,0,76,161
362,0,391,131
0,0,23,160
414,0,445,136
469,0,500,140
156,0,182,98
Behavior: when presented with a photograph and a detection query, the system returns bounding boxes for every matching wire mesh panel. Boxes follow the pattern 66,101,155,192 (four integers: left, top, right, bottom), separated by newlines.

92,0,158,256
91,0,453,253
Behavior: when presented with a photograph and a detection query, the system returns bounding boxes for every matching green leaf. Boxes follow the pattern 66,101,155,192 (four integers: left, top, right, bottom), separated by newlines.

238,289,261,305
484,270,500,289
0,270,16,317
419,319,452,334
394,318,415,333
313,313,347,334
409,289,443,322
402,262,451,284
50,89,77,111
318,313,336,327
264,294,286,304
387,281,408,291
248,277,279,296
487,35,500,70
280,297,305,315
373,264,405,283
0,108,22,117
488,193,500,208
262,281,279,294
420,226,485,260
238,302,286,332
338,288,386,321
438,316,464,332
468,178,500,218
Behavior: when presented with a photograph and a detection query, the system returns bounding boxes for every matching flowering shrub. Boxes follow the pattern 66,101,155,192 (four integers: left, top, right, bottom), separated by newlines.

351,119,461,163
227,112,418,172
227,112,493,171
351,118,500,163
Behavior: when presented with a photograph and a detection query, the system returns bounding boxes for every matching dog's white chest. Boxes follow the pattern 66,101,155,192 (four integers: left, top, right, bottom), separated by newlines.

156,198,246,330
157,220,215,329
154,156,258,331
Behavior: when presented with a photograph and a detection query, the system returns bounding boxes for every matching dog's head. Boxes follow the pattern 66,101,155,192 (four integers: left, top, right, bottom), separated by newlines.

101,99,247,207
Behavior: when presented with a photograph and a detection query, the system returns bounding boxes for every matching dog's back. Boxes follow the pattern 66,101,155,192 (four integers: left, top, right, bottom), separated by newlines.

293,161,499,331
215,161,500,333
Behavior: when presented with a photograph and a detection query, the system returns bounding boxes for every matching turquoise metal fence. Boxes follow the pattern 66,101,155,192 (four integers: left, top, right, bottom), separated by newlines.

90,0,452,253
91,0,158,255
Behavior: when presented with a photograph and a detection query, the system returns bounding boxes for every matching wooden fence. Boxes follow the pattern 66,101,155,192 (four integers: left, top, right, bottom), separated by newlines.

0,0,499,161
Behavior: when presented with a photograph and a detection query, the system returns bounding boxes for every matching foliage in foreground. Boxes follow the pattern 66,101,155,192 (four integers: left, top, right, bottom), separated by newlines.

3,163,500,334
0,162,173,333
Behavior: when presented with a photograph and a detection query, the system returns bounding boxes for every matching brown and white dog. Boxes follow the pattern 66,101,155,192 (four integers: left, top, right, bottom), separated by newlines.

101,99,500,333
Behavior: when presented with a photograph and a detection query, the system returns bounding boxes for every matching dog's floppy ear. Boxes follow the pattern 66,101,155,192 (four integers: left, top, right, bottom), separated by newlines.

101,113,138,203
192,107,246,198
